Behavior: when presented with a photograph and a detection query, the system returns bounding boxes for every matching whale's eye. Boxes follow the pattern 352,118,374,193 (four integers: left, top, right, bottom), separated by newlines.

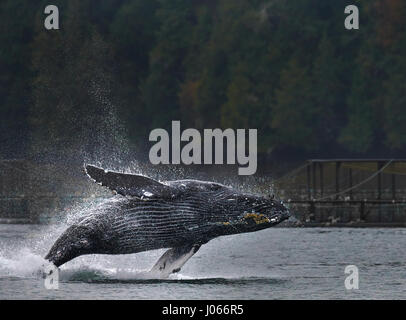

209,183,223,191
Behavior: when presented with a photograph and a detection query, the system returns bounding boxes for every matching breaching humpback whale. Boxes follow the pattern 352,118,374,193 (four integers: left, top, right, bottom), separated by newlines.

45,165,290,277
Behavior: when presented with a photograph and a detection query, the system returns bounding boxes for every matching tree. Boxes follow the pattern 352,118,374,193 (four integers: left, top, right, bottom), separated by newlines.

271,58,319,150
0,0,38,157
30,0,127,163
311,33,343,146
140,0,193,133
338,62,376,153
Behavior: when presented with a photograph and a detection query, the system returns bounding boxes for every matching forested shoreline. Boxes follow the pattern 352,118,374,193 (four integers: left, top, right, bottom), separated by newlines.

1,0,405,163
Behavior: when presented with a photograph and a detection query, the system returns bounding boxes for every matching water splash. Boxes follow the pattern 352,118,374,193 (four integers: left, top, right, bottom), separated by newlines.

0,248,47,278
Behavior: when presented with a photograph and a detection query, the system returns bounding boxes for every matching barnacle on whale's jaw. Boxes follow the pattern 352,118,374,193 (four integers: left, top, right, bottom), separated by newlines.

243,212,271,224
241,210,289,227
218,208,290,233
240,195,291,228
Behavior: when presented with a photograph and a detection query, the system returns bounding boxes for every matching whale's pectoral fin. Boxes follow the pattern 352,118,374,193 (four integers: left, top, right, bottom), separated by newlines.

149,243,201,278
84,164,174,198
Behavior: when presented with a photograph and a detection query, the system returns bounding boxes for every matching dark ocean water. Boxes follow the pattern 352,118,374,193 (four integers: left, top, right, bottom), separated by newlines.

0,224,405,299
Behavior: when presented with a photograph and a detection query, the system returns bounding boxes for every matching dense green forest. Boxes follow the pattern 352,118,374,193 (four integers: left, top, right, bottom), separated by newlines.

1,0,406,163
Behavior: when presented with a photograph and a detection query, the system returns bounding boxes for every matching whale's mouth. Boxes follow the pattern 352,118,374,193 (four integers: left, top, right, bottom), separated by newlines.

273,210,290,225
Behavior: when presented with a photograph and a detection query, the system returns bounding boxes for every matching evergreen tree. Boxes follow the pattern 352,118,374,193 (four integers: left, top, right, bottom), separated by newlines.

272,58,318,150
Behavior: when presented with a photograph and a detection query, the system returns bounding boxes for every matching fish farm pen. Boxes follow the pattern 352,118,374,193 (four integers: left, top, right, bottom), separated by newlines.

275,159,406,226
1,159,406,226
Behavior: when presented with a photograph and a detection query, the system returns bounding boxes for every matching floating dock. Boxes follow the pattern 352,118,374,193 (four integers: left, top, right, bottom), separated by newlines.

275,159,406,226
